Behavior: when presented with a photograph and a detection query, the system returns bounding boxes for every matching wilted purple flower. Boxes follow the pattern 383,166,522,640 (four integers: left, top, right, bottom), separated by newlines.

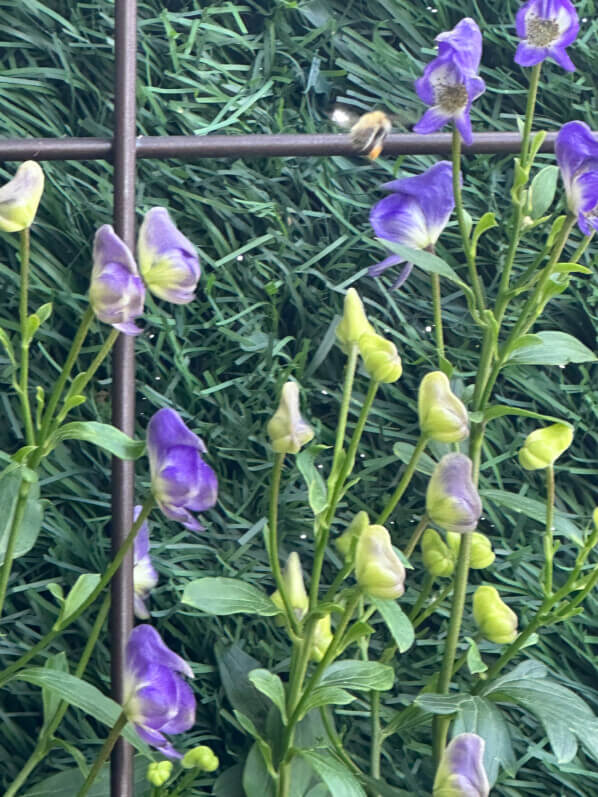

555,121,598,235
369,162,455,288
133,506,159,619
515,0,579,72
433,733,489,797
123,625,195,758
137,207,200,304
426,454,482,534
414,18,486,146
89,225,145,335
147,408,218,531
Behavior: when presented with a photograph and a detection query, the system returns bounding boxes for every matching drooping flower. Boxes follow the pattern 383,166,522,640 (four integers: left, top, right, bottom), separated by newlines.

267,382,314,455
433,733,490,797
555,121,598,234
137,207,200,304
414,18,486,146
473,585,518,644
133,506,159,619
0,161,44,232
426,454,482,534
515,0,579,72
89,225,145,335
369,162,455,287
147,408,218,531
123,625,195,758
355,524,406,600
518,422,573,470
418,371,469,443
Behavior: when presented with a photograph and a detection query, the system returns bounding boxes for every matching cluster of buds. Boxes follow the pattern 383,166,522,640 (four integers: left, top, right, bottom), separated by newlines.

422,529,494,578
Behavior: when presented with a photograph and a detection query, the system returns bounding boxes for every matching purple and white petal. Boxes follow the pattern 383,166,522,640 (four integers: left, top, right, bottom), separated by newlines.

367,254,404,278
413,106,452,136
148,408,206,462
370,194,430,250
549,45,576,72
515,0,579,71
436,17,483,73
126,625,194,679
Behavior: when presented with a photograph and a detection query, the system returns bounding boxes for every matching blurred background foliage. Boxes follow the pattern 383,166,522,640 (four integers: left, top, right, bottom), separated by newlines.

0,0,597,794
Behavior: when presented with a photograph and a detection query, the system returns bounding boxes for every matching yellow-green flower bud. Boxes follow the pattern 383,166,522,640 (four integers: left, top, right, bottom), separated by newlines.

146,760,173,786
335,511,370,561
446,532,495,570
309,614,334,662
336,288,374,349
0,161,44,232
421,528,455,577
355,524,406,600
182,745,220,771
518,423,573,470
359,332,403,383
267,381,314,454
473,585,518,644
271,552,308,621
418,371,469,443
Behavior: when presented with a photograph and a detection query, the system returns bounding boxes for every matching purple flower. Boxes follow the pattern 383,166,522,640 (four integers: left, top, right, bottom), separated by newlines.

433,733,489,796
89,225,145,335
147,408,218,531
414,19,486,146
515,0,579,72
426,453,482,534
133,506,159,619
555,121,598,234
369,162,455,287
138,207,200,304
123,625,195,758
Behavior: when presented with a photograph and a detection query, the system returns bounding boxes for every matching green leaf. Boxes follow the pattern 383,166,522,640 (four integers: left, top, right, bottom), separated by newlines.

392,442,437,476
215,643,270,732
553,262,592,275
22,756,150,797
53,422,145,459
234,711,276,776
465,637,487,675
300,685,355,716
371,598,414,653
55,574,101,629
505,331,597,366
547,214,567,247
452,696,515,785
376,240,463,286
530,165,559,219
415,693,470,715
0,327,16,369
41,653,68,732
484,405,571,426
481,489,582,544
300,750,367,797
0,468,43,566
296,446,328,516
472,212,497,246
248,669,287,724
336,620,374,655
35,302,53,325
242,743,275,797
183,577,279,616
320,660,394,691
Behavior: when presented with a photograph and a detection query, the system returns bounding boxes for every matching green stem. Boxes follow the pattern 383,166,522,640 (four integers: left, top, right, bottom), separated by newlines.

370,689,382,786
321,707,361,774
403,515,429,560
76,712,128,797
412,583,453,630
431,273,445,367
268,453,299,636
519,63,542,171
376,435,428,526
544,466,555,595
408,573,435,622
0,481,32,618
18,228,35,446
330,344,360,488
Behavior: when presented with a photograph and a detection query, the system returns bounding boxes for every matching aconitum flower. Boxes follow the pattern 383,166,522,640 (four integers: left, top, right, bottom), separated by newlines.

0,161,44,232
473,585,518,644
267,382,314,455
426,454,482,534
355,524,406,600
147,408,218,531
555,122,598,235
369,162,455,287
138,207,200,304
515,0,579,72
518,422,573,470
433,733,490,797
89,225,145,335
133,506,159,619
414,18,485,146
123,625,195,758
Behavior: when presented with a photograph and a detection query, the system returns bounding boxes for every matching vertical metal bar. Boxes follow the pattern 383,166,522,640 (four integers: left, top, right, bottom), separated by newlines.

111,0,137,795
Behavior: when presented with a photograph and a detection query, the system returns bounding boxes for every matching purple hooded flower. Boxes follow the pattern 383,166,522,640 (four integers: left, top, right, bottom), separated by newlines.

89,225,145,335
426,453,482,534
414,19,486,146
515,0,579,72
123,625,195,758
133,506,159,619
369,161,455,287
433,733,489,797
555,121,598,234
147,408,218,531
137,207,200,304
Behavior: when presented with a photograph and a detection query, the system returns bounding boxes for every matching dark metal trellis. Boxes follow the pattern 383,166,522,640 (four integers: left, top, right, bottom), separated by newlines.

2,1,549,793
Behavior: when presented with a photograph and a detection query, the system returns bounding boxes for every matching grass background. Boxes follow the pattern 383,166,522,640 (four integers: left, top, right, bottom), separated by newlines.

0,0,597,794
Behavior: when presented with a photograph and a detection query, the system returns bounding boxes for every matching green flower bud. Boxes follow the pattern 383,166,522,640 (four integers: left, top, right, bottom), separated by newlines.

335,511,370,562
446,532,495,570
355,524,406,600
182,745,220,772
359,332,403,383
309,614,334,662
473,585,518,644
418,371,469,443
271,552,308,621
267,381,314,455
0,161,44,232
336,288,374,349
146,760,173,786
421,528,455,577
426,454,482,534
518,423,573,470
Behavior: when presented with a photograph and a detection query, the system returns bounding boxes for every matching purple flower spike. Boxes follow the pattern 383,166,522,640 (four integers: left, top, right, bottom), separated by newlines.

138,207,200,304
123,625,195,759
147,408,218,531
556,121,598,234
515,0,579,72
433,733,490,797
414,18,485,146
89,225,145,335
133,506,159,619
369,162,455,287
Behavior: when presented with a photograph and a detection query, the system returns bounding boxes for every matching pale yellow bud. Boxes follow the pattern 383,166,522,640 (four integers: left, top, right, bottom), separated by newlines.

359,333,403,383
421,528,455,577
335,510,370,561
182,745,220,771
0,161,44,232
336,288,374,349
309,614,334,662
446,532,495,570
267,381,314,454
355,524,406,600
473,585,518,644
146,760,173,786
518,423,573,470
418,371,469,443
271,552,308,621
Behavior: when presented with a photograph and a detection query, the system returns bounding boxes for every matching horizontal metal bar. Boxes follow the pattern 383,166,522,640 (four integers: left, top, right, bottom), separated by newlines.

0,131,559,162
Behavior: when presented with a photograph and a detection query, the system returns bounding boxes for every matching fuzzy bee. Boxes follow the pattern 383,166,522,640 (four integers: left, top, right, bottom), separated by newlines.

331,107,392,160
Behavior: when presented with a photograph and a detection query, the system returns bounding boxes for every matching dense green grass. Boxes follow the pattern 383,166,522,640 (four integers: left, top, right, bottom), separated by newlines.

0,0,597,794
